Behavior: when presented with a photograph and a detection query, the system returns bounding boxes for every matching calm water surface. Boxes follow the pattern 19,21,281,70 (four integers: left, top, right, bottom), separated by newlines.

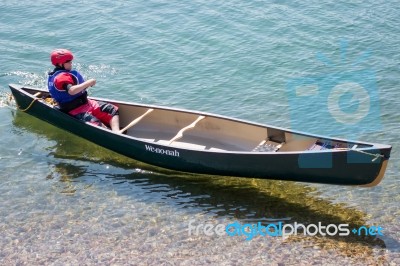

0,0,399,264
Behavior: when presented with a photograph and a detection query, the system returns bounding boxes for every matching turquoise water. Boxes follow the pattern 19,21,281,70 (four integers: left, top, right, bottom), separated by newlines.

1,0,399,264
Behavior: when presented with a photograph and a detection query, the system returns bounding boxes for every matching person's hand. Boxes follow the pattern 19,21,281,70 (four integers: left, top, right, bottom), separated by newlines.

88,79,96,87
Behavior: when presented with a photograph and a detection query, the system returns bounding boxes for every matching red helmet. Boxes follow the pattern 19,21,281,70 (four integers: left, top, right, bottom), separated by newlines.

50,49,74,66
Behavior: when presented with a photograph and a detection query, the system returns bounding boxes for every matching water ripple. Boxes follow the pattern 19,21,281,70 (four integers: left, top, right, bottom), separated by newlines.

1,0,400,264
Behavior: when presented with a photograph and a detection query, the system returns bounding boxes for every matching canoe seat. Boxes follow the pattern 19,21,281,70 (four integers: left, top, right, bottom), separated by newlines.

308,140,353,151
308,141,329,151
252,139,285,152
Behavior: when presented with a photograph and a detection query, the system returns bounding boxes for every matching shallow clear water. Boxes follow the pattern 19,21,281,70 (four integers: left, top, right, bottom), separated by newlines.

0,0,399,264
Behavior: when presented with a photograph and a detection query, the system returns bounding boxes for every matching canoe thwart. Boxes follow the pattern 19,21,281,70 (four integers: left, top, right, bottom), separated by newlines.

119,108,154,134
33,92,42,98
168,115,206,145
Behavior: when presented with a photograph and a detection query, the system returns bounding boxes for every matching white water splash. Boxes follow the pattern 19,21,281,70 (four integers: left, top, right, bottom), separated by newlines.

0,91,16,109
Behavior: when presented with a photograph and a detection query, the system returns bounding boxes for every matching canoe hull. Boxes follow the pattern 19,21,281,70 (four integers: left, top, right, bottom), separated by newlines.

9,84,391,186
